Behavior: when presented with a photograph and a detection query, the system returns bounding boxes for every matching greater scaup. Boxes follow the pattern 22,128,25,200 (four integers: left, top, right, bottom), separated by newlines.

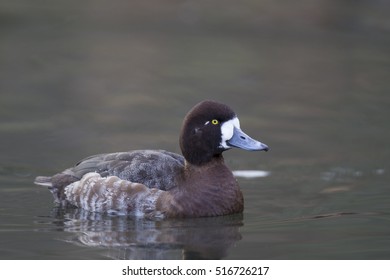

34,100,269,218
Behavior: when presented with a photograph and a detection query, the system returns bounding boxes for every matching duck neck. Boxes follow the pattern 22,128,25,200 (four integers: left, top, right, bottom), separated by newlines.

184,154,226,174
172,155,243,217
181,154,238,191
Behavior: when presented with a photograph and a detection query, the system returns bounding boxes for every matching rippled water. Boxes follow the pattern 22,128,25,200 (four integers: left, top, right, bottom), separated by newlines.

1,0,389,259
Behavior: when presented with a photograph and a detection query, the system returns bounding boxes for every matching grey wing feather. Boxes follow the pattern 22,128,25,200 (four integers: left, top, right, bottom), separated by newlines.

68,150,185,190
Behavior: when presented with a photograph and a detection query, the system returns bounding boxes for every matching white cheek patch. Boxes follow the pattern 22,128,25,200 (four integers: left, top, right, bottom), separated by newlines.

220,117,240,149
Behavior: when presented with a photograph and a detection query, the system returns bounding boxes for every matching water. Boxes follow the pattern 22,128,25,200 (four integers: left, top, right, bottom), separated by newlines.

1,0,389,259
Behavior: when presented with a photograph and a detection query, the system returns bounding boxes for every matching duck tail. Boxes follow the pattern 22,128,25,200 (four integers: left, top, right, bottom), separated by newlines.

34,173,78,207
34,176,53,187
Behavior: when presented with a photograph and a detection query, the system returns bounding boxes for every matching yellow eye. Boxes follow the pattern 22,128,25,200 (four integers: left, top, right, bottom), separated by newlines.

211,119,219,125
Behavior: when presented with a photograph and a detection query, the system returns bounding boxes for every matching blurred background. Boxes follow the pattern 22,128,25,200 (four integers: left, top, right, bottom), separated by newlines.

0,0,389,259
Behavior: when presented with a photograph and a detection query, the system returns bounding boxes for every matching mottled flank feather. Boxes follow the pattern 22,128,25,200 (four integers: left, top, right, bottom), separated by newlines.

65,173,169,219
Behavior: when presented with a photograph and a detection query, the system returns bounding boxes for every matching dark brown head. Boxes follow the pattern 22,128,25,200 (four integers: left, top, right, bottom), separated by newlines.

179,100,269,165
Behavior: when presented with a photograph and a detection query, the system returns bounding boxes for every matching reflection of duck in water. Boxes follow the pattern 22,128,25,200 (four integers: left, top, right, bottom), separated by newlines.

55,208,243,259
35,100,268,218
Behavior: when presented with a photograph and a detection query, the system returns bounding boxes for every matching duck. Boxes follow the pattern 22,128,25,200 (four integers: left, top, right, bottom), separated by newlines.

34,100,269,219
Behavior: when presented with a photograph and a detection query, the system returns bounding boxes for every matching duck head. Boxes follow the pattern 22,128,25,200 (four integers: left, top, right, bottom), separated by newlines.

180,100,269,165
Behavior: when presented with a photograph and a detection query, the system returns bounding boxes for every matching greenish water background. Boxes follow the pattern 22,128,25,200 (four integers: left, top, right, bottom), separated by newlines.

0,0,389,259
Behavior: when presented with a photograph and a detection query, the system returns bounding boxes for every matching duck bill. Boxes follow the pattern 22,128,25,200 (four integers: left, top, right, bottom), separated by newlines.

227,127,269,151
